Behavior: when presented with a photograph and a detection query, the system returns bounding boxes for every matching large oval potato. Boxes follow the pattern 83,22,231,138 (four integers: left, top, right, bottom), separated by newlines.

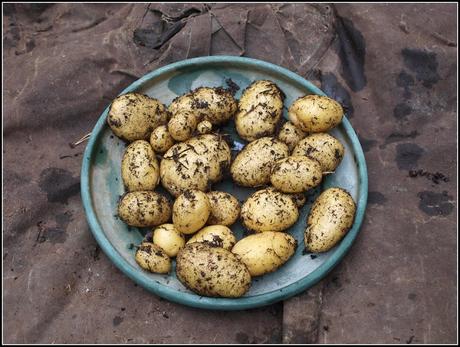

292,133,345,173
152,224,185,257
232,232,297,276
305,188,356,253
270,156,322,193
121,140,159,192
118,191,171,227
206,191,241,226
135,242,171,274
172,190,211,234
235,80,284,141
107,93,169,141
231,137,289,187
241,188,299,232
176,243,251,298
150,125,175,154
289,95,343,133
277,121,308,152
187,225,237,251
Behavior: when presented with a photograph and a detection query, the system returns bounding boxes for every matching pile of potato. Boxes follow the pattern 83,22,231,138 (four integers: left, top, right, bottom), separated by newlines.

107,80,356,298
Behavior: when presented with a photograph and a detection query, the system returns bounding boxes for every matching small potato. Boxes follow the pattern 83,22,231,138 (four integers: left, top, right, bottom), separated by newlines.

176,243,251,298
118,191,171,227
168,111,198,141
121,140,159,192
289,94,343,133
206,191,241,226
270,156,322,193
292,133,345,173
232,231,297,276
135,242,171,274
173,190,211,234
305,188,356,253
187,225,236,250
231,137,289,187
197,120,213,134
149,125,175,154
152,224,185,257
107,93,169,141
235,80,284,141
241,188,299,232
277,121,308,152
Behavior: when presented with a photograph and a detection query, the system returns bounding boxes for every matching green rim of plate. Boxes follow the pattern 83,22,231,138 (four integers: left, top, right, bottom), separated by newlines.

81,56,368,310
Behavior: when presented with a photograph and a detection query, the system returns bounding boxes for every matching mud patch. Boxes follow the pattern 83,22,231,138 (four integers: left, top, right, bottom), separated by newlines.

38,168,80,204
401,48,440,88
395,143,424,170
417,191,453,216
367,191,387,205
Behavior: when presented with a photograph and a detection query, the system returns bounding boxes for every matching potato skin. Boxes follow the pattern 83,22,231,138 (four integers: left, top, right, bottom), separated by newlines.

270,156,322,193
232,232,297,276
235,80,284,141
197,120,213,134
289,94,343,133
152,224,185,257
118,191,171,227
135,242,171,274
121,140,159,192
167,111,198,142
206,191,241,226
176,243,251,298
241,188,299,232
150,125,175,154
305,188,356,253
173,190,211,234
292,133,345,173
187,225,236,251
231,137,289,187
107,93,169,141
277,121,308,152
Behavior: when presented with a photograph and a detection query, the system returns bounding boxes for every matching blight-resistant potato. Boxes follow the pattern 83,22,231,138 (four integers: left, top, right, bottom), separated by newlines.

121,140,159,192
231,137,289,187
289,95,343,133
292,133,345,173
150,125,175,154
277,121,308,152
206,191,241,226
241,188,299,232
107,93,169,141
135,242,171,274
173,190,211,234
232,231,297,276
270,156,322,193
152,224,185,257
118,191,171,227
176,243,251,298
235,80,284,141
305,188,356,253
187,225,236,250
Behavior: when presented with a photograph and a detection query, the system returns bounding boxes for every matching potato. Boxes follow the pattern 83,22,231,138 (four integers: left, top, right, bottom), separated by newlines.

172,190,211,234
176,243,251,298
241,188,299,232
152,224,185,257
277,121,308,152
135,242,171,274
305,188,356,253
289,94,343,133
121,140,159,192
288,193,307,208
107,93,169,141
160,134,231,196
169,87,237,125
167,110,198,142
118,191,171,227
197,120,213,134
206,191,241,226
149,125,175,154
235,80,284,141
292,133,345,173
187,225,236,251
232,231,297,276
270,156,322,193
231,137,289,187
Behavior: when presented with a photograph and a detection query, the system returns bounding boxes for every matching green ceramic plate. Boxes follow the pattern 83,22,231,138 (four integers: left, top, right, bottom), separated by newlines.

81,56,368,310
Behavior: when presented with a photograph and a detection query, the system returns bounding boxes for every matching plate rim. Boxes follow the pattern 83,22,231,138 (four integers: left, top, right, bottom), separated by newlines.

81,56,368,310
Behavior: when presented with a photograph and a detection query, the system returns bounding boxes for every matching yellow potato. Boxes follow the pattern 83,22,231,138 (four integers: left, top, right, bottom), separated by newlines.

206,191,241,226
167,111,198,142
172,190,211,234
187,225,236,250
152,224,185,257
277,121,308,152
118,191,171,227
197,120,213,134
149,125,175,154
135,242,171,274
270,156,322,193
